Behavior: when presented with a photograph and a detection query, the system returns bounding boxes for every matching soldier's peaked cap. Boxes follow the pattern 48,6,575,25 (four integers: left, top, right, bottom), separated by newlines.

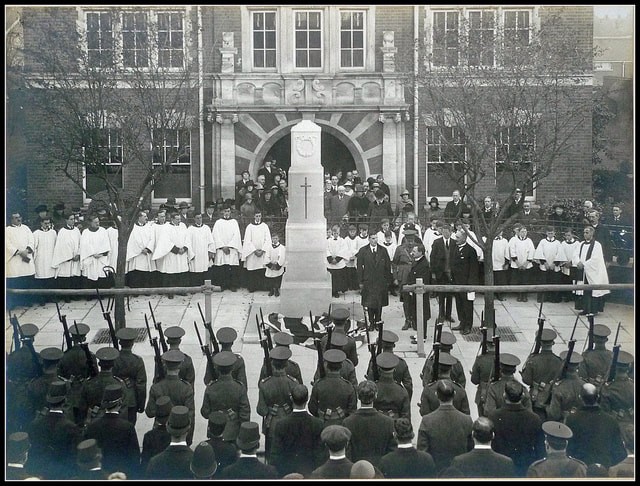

116,327,138,342
329,332,348,348
539,328,557,342
96,347,119,362
616,350,633,366
273,332,294,346
330,308,350,321
162,349,185,364
217,327,237,344
381,330,399,344
542,421,573,440
164,326,185,340
440,331,456,346
70,323,90,337
40,347,63,362
593,324,611,338
19,323,39,338
559,350,583,364
213,351,237,367
269,346,292,361
324,349,346,364
376,352,400,370
500,353,521,367
439,352,457,367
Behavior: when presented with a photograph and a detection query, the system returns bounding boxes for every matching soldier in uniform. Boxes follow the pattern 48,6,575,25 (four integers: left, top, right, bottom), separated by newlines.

157,326,195,387
470,337,495,417
521,328,563,420
526,421,587,478
373,352,411,420
314,332,357,387
365,330,413,399
309,349,358,427
545,351,586,421
579,324,613,386
320,307,359,367
140,396,172,474
419,352,470,416
201,351,251,443
57,322,98,425
84,383,140,478
258,331,303,384
78,347,126,425
484,353,532,416
204,327,247,387
420,331,466,388
600,350,634,440
27,381,82,480
146,350,196,446
7,323,43,433
112,327,147,425
26,346,65,422
257,346,298,463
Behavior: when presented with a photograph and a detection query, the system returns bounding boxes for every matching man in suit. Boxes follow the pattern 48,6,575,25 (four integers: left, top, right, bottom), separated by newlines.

404,242,431,343
203,411,238,477
450,231,479,335
6,432,34,480
443,190,469,224
271,384,325,477
357,233,392,327
310,425,355,479
257,158,276,188
140,396,172,474
219,422,279,479
505,188,525,221
328,185,352,226
450,417,515,478
379,418,436,478
146,406,194,479
430,222,456,324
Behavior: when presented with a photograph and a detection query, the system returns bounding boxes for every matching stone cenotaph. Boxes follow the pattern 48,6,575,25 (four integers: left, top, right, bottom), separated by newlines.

279,119,332,317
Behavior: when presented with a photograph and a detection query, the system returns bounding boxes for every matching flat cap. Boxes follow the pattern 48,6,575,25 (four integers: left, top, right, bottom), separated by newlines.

381,330,399,344
321,425,352,449
542,421,573,440
20,323,39,338
116,327,138,342
440,331,456,346
329,332,348,348
96,347,119,363
593,325,611,338
191,442,217,478
208,410,228,427
376,352,400,370
616,350,634,366
213,350,237,368
46,381,68,404
77,439,100,465
167,406,191,435
538,328,557,342
269,346,292,361
40,347,63,362
162,349,185,364
439,352,457,367
324,349,346,364
330,308,350,321
217,327,237,344
500,353,521,367
70,322,90,337
559,350,583,365
155,396,173,418
7,432,30,461
273,332,294,346
164,326,185,340
101,384,123,407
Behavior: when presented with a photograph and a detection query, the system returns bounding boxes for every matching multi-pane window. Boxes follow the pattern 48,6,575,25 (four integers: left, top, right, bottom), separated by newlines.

432,11,459,67
152,129,191,198
122,12,148,68
84,128,123,195
504,10,530,64
426,126,466,197
295,11,322,68
252,11,276,68
87,12,114,67
495,126,534,195
157,12,184,68
340,11,364,68
469,10,495,67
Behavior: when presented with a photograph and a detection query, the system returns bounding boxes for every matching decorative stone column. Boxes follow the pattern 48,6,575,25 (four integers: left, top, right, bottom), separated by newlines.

379,112,403,204
220,32,237,73
380,31,397,73
212,112,238,200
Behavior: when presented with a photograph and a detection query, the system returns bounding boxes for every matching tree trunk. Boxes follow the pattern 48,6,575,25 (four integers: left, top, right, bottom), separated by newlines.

114,221,131,330
483,237,496,329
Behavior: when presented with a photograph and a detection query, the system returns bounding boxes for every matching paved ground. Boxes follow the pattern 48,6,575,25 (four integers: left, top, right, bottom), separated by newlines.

6,288,634,452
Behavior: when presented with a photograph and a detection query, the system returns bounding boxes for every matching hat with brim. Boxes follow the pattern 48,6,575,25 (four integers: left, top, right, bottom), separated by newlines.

155,396,173,420
46,380,68,405
217,327,238,344
76,439,101,466
20,323,39,339
236,422,260,450
101,384,123,408
273,332,294,346
191,442,217,478
7,432,30,462
542,421,572,440
116,327,138,343
40,347,63,363
167,406,192,436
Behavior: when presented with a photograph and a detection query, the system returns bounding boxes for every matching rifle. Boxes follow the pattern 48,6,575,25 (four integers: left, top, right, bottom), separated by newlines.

260,309,273,351
55,302,73,351
606,322,622,383
96,289,119,350
12,313,43,375
257,315,272,378
326,324,334,352
311,311,325,380
9,312,22,352
559,313,580,380
145,314,165,381
75,320,97,378
586,314,595,351
376,319,384,357
148,302,168,353
194,320,216,384
492,336,501,382
431,343,441,383
480,326,488,356
532,312,545,355
198,303,219,354
363,308,379,381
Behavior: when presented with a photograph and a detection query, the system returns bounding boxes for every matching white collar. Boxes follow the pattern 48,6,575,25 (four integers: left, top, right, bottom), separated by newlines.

397,443,413,449
475,444,492,450
171,441,188,446
7,463,24,468
239,452,257,458
330,454,346,460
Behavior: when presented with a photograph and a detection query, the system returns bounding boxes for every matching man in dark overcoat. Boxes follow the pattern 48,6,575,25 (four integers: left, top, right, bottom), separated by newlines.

450,231,479,335
357,233,392,327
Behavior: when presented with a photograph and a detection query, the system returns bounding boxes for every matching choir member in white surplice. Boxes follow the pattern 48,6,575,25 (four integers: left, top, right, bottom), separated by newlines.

534,226,565,303
79,215,111,289
104,221,118,287
211,205,242,291
188,213,215,286
241,210,271,292
149,210,168,287
6,211,36,307
152,211,194,296
33,217,57,303
264,233,286,297
126,210,155,289
326,224,350,297
51,212,82,296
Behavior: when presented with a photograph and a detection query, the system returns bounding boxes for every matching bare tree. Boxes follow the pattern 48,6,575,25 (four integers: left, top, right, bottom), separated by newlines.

18,8,200,328
409,10,596,327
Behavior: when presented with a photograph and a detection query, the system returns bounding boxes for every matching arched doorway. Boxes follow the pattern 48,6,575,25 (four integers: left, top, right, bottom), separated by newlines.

265,132,356,178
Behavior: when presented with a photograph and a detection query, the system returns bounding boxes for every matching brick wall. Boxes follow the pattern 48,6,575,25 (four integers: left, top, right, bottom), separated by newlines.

210,6,241,73
374,6,415,73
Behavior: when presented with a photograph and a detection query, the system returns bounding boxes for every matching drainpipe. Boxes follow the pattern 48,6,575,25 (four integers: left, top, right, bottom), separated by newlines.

413,5,420,217
198,6,206,211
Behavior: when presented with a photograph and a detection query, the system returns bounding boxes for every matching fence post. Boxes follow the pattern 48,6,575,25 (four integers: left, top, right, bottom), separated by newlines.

415,278,426,357
204,280,213,342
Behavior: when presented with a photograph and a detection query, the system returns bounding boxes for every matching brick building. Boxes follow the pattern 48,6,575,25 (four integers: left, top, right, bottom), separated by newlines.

9,5,594,216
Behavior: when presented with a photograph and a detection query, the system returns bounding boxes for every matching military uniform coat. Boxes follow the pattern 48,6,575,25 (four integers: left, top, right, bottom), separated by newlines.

578,348,612,385
201,373,251,442
112,349,147,419
600,375,634,434
84,412,141,477
343,407,397,467
450,447,516,478
421,355,466,388
374,373,411,420
470,353,494,411
256,370,298,434
26,370,62,419
219,456,278,479
270,410,326,477
204,352,247,387
521,350,563,410
546,373,587,421
7,345,43,432
379,446,437,478
526,451,587,478
321,330,359,367
309,371,357,426
78,371,126,423
366,354,413,400
314,357,357,388
259,358,303,384
145,444,194,479
357,244,392,309
145,375,195,442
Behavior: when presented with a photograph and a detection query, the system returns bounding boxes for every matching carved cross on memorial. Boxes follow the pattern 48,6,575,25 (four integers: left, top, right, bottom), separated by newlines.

300,177,311,219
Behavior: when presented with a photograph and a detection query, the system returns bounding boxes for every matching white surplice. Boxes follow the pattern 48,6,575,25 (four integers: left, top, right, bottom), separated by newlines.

79,226,110,281
212,218,242,266
51,226,81,278
188,224,215,273
6,224,36,278
33,228,57,279
126,222,155,273
241,222,272,271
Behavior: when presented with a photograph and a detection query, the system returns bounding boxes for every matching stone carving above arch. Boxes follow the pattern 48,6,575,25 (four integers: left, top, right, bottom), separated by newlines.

237,83,255,104
287,79,305,104
335,82,355,105
263,82,283,104
295,134,318,158
362,82,382,102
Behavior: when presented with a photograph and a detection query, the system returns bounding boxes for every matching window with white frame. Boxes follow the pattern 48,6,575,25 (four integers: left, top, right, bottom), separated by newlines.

503,10,531,65
157,12,184,68
495,125,534,195
340,10,365,68
252,11,277,68
87,11,114,67
83,128,123,196
152,128,191,199
122,12,149,68
426,126,466,197
294,11,322,68
432,11,459,67
468,10,495,67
